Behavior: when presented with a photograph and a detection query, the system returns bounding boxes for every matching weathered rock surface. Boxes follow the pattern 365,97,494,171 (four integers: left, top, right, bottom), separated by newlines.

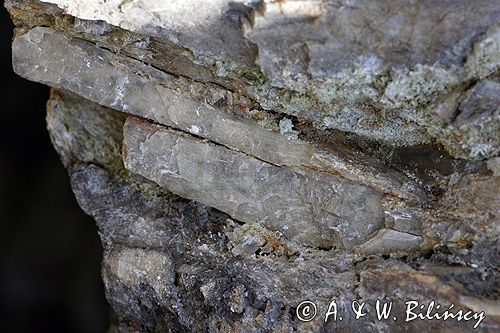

6,0,500,331
12,26,428,204
7,0,500,159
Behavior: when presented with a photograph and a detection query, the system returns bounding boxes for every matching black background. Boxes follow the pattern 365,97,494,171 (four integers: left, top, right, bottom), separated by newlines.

0,5,110,333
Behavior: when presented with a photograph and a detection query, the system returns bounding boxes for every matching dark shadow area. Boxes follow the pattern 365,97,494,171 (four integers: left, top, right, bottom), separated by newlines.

0,6,110,333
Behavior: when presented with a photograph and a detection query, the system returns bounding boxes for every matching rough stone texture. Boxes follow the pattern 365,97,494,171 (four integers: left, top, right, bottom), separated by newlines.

6,0,500,332
12,26,427,203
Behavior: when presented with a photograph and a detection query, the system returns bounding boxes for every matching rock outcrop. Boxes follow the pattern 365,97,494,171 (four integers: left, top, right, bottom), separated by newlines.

6,0,500,332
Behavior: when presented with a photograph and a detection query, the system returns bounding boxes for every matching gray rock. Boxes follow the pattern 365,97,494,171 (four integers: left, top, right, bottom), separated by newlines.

42,89,499,332
454,79,500,126
487,157,500,177
355,229,422,255
6,0,500,331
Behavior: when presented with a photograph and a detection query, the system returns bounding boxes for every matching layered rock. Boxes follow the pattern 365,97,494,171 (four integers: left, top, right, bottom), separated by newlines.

6,0,500,332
